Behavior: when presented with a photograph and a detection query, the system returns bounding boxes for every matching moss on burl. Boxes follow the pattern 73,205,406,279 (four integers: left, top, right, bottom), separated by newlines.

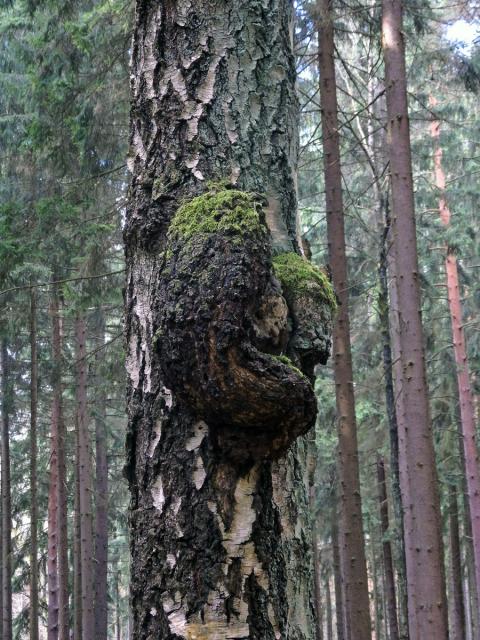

167,188,266,243
270,354,306,378
272,252,337,310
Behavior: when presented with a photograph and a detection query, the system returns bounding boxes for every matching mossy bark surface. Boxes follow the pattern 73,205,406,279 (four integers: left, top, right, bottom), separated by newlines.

125,3,334,638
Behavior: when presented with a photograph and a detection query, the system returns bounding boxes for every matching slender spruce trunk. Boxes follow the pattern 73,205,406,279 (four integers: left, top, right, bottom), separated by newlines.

325,572,333,640
47,308,60,640
0,494,2,640
74,316,95,640
378,201,409,640
1,340,12,640
73,428,82,640
377,457,400,640
50,286,70,640
381,2,448,637
312,515,324,640
316,2,371,638
449,485,466,640
430,99,480,617
331,501,345,640
30,288,39,640
94,308,109,640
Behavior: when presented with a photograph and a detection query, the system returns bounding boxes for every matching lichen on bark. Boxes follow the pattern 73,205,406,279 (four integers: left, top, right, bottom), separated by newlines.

155,185,334,461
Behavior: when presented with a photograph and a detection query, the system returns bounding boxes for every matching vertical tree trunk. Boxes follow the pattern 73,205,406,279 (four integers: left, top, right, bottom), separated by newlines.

1,340,12,640
331,503,345,640
50,286,70,640
94,308,109,640
125,2,334,638
316,2,371,638
312,515,324,640
47,308,60,640
115,570,121,640
377,457,400,640
73,430,82,640
448,485,466,640
325,573,333,640
74,316,95,640
430,100,480,616
381,2,448,638
30,287,40,640
0,494,2,640
368,519,383,640
378,199,409,640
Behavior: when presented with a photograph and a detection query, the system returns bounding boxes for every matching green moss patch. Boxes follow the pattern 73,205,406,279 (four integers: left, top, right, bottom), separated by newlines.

270,354,306,378
168,188,266,242
272,252,337,309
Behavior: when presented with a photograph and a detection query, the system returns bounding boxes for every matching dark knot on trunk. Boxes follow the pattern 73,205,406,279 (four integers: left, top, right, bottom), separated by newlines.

153,186,336,461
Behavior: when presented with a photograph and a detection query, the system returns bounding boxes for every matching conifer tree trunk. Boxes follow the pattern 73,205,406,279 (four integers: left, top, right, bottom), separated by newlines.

30,287,39,640
125,2,334,638
47,333,60,640
430,101,480,615
378,207,409,640
0,496,2,640
312,517,324,640
1,340,12,640
381,2,448,637
325,573,333,640
331,503,345,640
371,85,408,639
73,439,82,640
316,2,371,638
75,316,95,640
94,308,109,640
377,457,399,640
448,485,466,640
49,286,69,640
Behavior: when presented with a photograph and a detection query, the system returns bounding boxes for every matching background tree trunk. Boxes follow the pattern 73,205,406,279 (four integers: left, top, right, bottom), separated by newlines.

50,286,69,640
73,430,82,640
29,287,39,640
47,304,60,640
1,340,12,640
75,315,94,640
430,100,480,615
94,308,109,640
124,2,332,638
331,502,345,640
324,572,333,640
377,457,399,640
381,2,448,637
316,2,371,638
448,485,466,640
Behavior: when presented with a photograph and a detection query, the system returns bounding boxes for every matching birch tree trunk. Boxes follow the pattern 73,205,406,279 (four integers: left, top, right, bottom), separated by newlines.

381,2,448,637
125,2,335,638
316,2,371,638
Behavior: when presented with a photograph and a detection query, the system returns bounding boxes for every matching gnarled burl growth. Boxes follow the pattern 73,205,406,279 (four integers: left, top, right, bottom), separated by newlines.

154,187,335,460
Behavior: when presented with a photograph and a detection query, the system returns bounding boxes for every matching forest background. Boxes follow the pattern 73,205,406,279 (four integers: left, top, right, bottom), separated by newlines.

0,0,479,638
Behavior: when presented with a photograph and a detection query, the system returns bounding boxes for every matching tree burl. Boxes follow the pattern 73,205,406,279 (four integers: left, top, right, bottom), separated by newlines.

154,185,336,462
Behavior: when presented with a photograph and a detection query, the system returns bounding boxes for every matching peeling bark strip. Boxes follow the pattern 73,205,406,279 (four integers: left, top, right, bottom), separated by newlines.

125,2,335,639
